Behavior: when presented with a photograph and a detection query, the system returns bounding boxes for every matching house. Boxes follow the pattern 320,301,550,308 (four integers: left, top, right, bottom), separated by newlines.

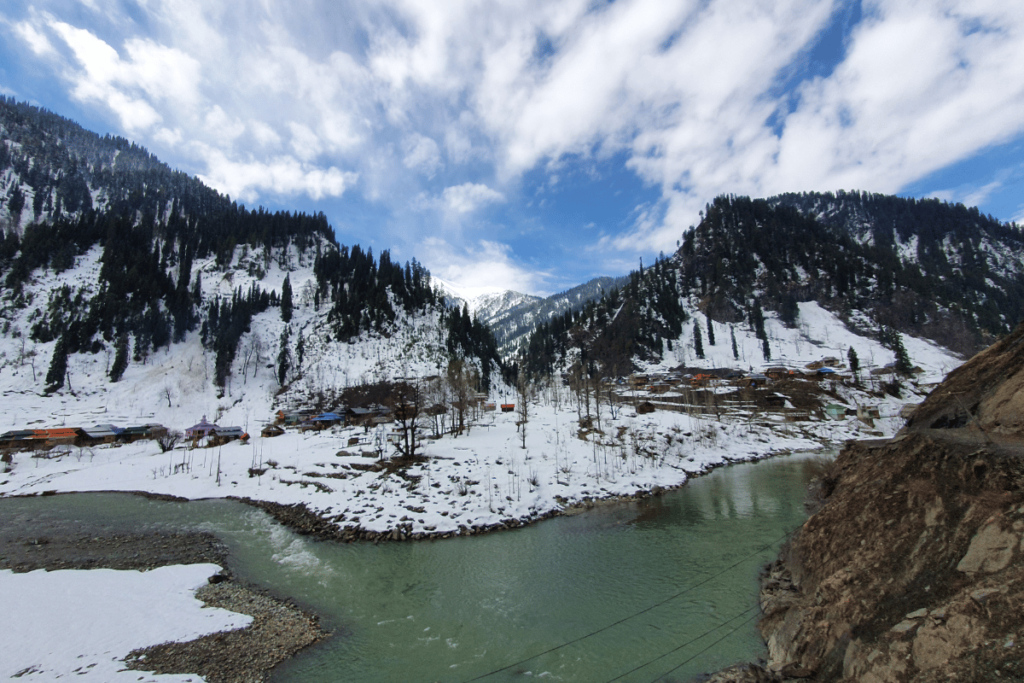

824,404,848,420
0,429,41,449
763,395,786,408
482,402,496,412
501,403,515,412
276,409,316,425
186,416,218,440
311,412,344,427
857,405,882,426
81,425,119,444
36,427,85,446
208,426,246,446
740,373,769,388
346,407,376,427
765,367,791,380
119,424,167,442
815,367,837,377
260,424,285,438
636,401,656,415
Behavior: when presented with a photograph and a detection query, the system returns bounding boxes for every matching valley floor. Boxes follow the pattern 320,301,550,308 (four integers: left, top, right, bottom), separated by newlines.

0,387,909,540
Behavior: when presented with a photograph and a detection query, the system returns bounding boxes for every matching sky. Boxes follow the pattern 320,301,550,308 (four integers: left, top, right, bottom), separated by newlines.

2,0,1024,298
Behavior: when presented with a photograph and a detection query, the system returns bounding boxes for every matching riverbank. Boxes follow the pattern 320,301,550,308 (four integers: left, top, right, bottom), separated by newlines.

0,523,327,682
2,452,826,683
0,397,848,542
708,320,1024,682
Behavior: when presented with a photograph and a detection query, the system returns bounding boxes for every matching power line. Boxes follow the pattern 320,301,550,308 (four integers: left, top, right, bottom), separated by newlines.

602,605,760,683
460,524,799,682
646,609,761,683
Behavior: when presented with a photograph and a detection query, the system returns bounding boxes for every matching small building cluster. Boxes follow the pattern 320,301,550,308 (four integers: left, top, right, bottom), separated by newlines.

0,423,167,451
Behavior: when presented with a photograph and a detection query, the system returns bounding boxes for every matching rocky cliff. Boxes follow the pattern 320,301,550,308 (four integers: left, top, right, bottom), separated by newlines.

718,321,1024,682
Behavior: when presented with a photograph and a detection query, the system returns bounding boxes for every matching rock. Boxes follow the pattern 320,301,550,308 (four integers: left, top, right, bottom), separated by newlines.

957,520,1018,575
912,614,983,670
891,620,919,634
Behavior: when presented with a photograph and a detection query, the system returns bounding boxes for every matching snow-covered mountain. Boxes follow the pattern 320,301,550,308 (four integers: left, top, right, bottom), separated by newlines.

519,191,1024,379
0,98,501,431
437,275,629,356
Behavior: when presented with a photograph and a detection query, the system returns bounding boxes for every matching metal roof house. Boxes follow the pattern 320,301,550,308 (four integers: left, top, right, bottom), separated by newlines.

119,424,167,442
208,426,247,446
186,416,218,439
81,425,119,443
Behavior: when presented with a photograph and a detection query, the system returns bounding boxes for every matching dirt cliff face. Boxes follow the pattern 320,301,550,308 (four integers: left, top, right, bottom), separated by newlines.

907,320,1024,435
750,321,1024,682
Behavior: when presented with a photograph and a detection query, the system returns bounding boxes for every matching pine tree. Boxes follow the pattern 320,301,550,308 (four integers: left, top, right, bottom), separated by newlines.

847,347,860,377
752,298,767,342
693,322,705,360
893,334,913,375
705,311,715,345
277,326,291,385
109,333,129,382
731,325,739,360
780,293,799,327
280,274,293,323
762,336,771,362
45,333,68,391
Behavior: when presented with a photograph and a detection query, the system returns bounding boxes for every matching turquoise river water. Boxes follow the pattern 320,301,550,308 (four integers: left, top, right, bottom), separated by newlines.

0,451,829,683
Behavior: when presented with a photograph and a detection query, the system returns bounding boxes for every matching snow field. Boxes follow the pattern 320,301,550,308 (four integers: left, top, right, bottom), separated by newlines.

0,563,250,682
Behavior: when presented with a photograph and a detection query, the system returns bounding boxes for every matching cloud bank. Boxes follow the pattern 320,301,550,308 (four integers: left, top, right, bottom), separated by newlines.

4,0,1024,293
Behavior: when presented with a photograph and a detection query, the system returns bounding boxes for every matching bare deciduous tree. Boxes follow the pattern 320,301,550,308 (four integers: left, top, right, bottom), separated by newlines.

516,369,534,449
157,430,183,453
389,383,425,459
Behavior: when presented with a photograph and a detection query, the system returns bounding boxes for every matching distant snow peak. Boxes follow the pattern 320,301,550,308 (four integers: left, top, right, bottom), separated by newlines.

433,278,537,316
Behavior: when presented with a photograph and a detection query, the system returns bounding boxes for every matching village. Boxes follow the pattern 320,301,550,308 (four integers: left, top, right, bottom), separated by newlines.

0,352,923,481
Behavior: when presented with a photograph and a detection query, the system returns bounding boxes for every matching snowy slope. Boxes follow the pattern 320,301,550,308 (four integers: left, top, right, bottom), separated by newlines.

0,297,964,541
0,240,465,432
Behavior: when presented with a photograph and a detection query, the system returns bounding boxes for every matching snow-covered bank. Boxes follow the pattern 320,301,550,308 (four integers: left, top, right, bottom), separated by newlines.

0,301,962,539
0,392,892,540
0,564,249,682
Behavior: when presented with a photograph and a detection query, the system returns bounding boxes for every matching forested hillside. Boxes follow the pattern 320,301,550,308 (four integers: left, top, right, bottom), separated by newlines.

0,97,500,399
519,191,1024,378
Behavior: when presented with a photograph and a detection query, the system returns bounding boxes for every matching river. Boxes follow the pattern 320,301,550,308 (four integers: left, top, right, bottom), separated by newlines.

0,450,828,683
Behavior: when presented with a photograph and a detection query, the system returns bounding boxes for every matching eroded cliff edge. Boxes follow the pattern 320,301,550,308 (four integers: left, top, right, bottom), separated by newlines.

733,322,1024,682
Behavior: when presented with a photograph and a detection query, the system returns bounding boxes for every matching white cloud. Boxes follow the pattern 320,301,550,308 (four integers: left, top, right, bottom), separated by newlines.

249,121,282,148
419,237,551,296
204,105,244,142
441,182,505,214
7,0,1024,266
14,21,54,55
195,147,358,202
288,122,323,161
40,19,203,134
402,133,443,177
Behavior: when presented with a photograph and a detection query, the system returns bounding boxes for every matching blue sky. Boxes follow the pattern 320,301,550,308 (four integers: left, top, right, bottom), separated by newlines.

2,1,1024,297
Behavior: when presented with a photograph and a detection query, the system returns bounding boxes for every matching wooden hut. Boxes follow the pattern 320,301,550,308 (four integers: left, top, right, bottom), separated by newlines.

208,427,246,446
260,424,285,438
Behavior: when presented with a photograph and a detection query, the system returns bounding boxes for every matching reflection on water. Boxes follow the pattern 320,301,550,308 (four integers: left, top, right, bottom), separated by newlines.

0,451,831,683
